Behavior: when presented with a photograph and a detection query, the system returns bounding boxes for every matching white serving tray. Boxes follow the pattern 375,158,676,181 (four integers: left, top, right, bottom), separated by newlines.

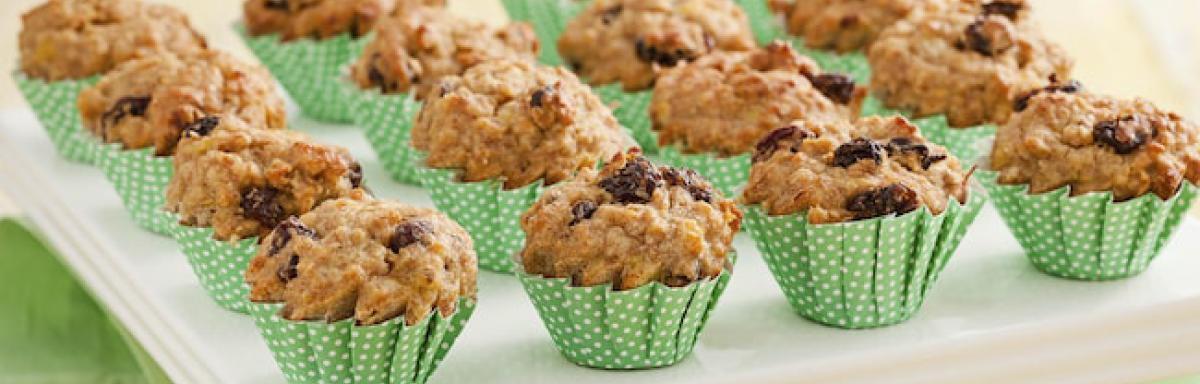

3,108,1200,384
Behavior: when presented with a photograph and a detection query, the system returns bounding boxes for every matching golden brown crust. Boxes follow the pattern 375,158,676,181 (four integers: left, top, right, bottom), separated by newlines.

243,0,442,40
769,0,922,52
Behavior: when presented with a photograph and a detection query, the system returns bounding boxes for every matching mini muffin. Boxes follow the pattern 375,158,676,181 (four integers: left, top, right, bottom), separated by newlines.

349,6,540,98
768,0,924,53
991,83,1200,201
246,195,477,326
19,0,207,81
651,40,865,156
166,126,364,241
243,0,440,40
77,50,286,156
743,115,970,223
557,0,757,92
521,150,742,289
868,0,1072,127
412,59,632,189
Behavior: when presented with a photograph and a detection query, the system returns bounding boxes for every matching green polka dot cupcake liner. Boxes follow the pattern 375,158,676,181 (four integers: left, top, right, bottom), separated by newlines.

248,298,475,384
656,145,750,198
342,79,424,186
737,0,871,84
978,171,1199,281
591,85,657,154
743,193,984,329
12,72,101,164
860,97,996,167
415,162,543,274
517,265,733,369
236,24,368,123
95,142,175,236
168,220,257,314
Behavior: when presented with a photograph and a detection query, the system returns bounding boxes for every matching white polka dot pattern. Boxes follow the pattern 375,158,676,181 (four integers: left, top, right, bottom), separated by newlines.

13,72,102,164
237,25,369,123
249,299,476,384
743,193,984,329
657,145,751,198
737,0,872,84
499,0,586,66
592,84,656,154
417,163,543,273
95,143,175,236
517,263,734,369
345,80,424,186
170,221,257,314
979,171,1200,280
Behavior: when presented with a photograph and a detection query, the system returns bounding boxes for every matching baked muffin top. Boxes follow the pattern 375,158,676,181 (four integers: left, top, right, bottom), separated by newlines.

77,50,287,156
743,116,970,223
557,0,757,92
349,6,540,98
651,41,865,156
990,83,1200,201
19,0,207,81
166,125,363,241
411,59,632,189
768,0,924,52
520,150,742,290
246,195,477,326
867,0,1073,127
243,0,441,40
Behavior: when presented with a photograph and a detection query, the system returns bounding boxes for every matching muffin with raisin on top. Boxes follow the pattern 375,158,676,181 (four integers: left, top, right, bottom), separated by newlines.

768,0,925,53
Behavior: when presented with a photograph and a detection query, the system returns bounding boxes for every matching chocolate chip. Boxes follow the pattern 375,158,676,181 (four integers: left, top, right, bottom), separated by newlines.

241,187,284,228
101,96,151,129
598,156,663,204
277,255,299,282
347,162,363,188
634,38,694,67
600,5,623,25
833,138,885,168
530,86,553,108
569,201,597,226
181,116,220,138
1013,77,1083,112
982,1,1022,19
268,216,315,256
809,73,856,105
963,20,993,56
388,221,431,253
662,168,714,203
264,0,288,11
753,125,812,163
847,184,920,220
1093,116,1149,154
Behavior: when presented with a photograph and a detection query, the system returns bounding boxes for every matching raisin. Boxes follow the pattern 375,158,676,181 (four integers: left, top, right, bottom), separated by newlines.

1013,76,1083,112
530,86,553,108
982,1,1022,19
634,38,693,67
662,168,714,203
437,81,453,98
833,138,885,168
598,156,663,204
268,216,315,256
600,5,623,25
181,116,220,138
886,137,947,170
348,162,363,188
963,20,993,56
753,125,812,163
101,96,151,129
809,73,856,105
847,184,920,220
922,153,948,170
389,221,431,252
277,255,299,282
1093,116,1149,154
569,201,597,226
241,187,284,228
264,0,288,11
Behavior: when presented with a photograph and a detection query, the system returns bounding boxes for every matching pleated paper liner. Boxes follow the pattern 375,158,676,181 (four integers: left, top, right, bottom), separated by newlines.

94,141,175,236
168,219,257,314
744,192,984,329
248,298,475,384
978,171,1199,281
518,262,734,369
657,145,750,198
12,72,101,164
341,79,425,186
235,23,369,123
859,96,996,167
415,161,544,274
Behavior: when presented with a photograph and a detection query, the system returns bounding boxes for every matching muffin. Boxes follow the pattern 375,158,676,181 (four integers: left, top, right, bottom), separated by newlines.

651,41,865,194
246,196,476,383
867,0,1072,128
557,0,757,92
982,84,1200,280
15,0,207,163
741,116,981,328
243,0,418,40
767,0,923,53
519,150,741,369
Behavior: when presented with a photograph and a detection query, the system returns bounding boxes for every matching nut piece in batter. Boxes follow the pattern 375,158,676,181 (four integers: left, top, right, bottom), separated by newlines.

867,0,1072,127
742,116,970,223
349,6,540,98
77,50,287,156
166,126,364,241
557,0,757,92
19,0,207,81
990,83,1200,201
651,40,865,156
411,59,633,189
245,195,477,326
520,150,742,290
768,0,925,53
243,0,441,41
